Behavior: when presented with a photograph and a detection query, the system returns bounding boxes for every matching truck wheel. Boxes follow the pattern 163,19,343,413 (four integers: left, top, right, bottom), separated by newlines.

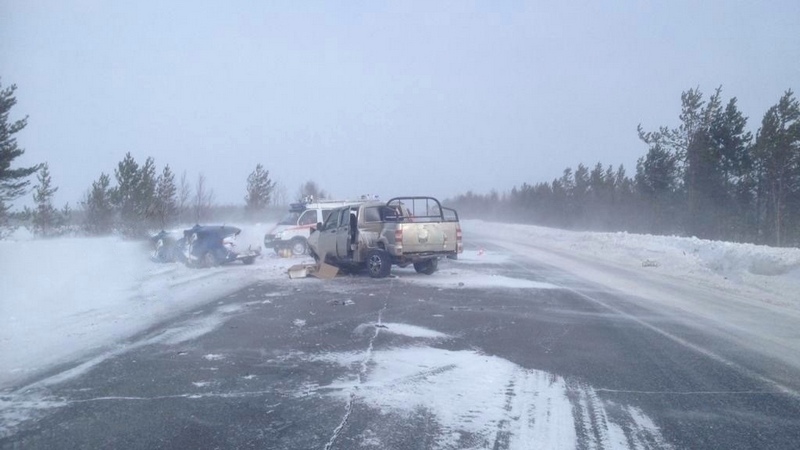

414,259,438,275
309,248,321,264
366,249,392,278
290,238,307,256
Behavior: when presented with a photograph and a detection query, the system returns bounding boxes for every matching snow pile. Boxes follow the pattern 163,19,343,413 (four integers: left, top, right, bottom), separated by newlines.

0,223,303,389
466,220,800,309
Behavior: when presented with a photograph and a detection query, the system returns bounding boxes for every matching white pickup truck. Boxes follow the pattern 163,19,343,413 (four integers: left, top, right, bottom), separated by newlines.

307,196,462,278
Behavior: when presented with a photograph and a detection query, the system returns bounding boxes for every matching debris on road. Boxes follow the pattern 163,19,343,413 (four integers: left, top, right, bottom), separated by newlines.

327,299,355,306
287,262,339,279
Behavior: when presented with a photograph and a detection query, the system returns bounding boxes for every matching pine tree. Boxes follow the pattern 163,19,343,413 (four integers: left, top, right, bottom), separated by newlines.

58,202,72,232
82,173,114,235
154,165,178,228
138,157,157,228
112,153,140,234
710,96,753,240
110,153,159,236
753,90,800,246
635,143,681,233
31,163,59,237
244,163,275,218
0,80,40,225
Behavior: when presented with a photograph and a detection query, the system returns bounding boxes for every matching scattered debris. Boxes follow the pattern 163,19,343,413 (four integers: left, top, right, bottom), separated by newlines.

328,299,355,306
642,259,660,268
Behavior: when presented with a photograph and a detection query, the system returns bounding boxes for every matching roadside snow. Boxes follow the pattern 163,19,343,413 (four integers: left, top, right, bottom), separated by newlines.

464,220,800,308
0,224,301,389
463,220,800,374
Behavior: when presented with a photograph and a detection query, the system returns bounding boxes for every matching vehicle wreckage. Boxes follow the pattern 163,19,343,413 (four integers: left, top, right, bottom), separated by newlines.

151,225,261,267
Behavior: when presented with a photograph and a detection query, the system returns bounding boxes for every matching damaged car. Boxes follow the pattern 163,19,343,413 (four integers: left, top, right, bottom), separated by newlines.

152,225,261,267
182,225,260,267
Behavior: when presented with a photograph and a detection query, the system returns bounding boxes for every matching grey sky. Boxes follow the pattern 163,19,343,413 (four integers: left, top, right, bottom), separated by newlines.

2,1,798,207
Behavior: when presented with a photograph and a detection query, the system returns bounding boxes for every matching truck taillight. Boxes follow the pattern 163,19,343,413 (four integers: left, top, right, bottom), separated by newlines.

456,225,463,253
395,228,403,254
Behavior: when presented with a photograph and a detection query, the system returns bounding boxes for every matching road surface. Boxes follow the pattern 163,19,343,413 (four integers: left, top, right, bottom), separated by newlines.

2,241,799,449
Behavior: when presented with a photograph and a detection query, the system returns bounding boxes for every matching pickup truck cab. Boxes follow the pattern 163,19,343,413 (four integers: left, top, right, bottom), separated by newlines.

307,196,462,278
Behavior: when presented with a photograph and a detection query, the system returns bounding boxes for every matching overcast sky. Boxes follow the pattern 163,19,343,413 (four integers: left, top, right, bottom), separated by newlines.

2,1,798,207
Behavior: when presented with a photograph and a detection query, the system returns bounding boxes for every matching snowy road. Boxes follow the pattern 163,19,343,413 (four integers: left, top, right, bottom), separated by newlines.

3,233,800,449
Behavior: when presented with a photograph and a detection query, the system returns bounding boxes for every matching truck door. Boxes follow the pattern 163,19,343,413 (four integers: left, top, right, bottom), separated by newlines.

317,207,342,260
335,208,354,259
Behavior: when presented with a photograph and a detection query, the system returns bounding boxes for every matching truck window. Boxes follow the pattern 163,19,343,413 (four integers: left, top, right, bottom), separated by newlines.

364,206,381,223
324,208,341,229
338,209,350,228
381,206,401,222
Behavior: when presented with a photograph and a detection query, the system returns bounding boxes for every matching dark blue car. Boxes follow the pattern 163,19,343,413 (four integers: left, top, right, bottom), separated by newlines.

181,225,260,267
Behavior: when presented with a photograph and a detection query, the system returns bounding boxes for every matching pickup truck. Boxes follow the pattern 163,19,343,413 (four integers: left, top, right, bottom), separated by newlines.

307,196,462,278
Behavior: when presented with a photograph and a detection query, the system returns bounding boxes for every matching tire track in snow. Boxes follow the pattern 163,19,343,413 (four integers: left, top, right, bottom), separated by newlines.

323,279,393,450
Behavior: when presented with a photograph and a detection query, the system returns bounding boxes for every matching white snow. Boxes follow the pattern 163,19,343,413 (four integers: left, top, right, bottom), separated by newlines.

0,223,302,389
398,270,560,290
353,322,450,339
463,220,800,375
319,322,672,449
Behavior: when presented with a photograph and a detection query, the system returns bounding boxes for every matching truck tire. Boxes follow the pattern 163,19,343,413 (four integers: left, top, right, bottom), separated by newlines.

413,258,438,275
309,248,320,264
290,238,307,256
366,249,392,278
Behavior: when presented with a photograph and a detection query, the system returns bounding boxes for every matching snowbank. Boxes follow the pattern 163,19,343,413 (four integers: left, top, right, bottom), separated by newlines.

0,223,302,389
464,220,800,310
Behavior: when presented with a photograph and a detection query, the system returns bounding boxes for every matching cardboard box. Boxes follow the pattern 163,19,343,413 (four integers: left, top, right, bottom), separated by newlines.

287,262,339,279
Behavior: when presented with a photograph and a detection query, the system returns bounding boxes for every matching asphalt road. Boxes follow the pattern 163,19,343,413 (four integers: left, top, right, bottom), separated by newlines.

3,243,800,449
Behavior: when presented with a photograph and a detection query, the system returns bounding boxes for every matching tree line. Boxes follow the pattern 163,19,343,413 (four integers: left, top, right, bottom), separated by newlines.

1,78,326,238
449,86,800,247
5,77,798,245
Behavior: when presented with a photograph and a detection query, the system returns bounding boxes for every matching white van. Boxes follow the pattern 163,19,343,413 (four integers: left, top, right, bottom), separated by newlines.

264,200,364,255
